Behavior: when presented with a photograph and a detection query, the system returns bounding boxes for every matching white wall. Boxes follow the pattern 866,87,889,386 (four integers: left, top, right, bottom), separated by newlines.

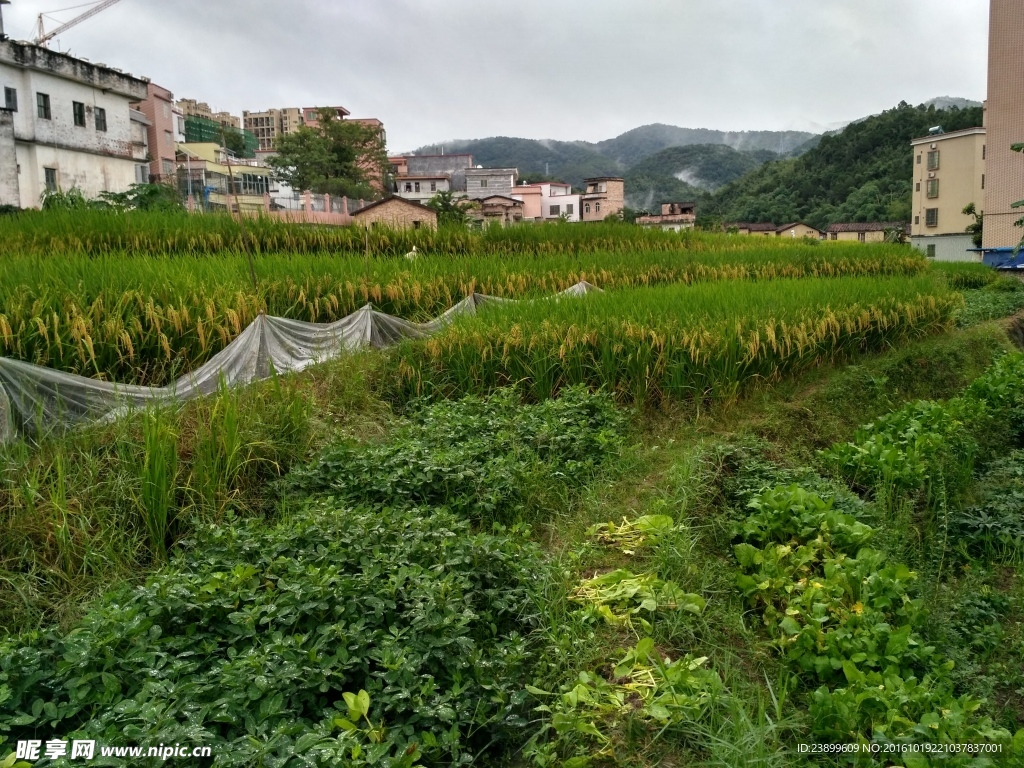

15,142,137,208
396,177,449,203
542,194,581,221
0,46,146,208
911,234,981,263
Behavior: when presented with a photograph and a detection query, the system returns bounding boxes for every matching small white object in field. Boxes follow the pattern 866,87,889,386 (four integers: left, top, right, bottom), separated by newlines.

405,245,419,261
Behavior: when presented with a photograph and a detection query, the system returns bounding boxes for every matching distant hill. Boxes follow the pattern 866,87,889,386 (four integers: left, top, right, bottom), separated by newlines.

414,137,618,190
411,125,816,193
624,144,779,209
924,96,983,111
595,124,814,167
410,100,981,212
699,101,985,230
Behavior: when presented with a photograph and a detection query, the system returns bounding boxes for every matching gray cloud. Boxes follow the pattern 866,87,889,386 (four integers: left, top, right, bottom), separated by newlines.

4,0,989,149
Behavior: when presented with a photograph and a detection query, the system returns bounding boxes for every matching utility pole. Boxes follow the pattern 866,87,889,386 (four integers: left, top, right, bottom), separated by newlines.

0,1,11,42
221,128,257,292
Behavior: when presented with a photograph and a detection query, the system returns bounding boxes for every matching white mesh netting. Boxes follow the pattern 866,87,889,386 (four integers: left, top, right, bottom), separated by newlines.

0,282,601,441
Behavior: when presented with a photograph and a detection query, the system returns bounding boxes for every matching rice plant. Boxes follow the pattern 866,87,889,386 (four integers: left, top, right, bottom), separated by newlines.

0,239,928,385
139,409,178,562
0,208,936,259
392,275,961,405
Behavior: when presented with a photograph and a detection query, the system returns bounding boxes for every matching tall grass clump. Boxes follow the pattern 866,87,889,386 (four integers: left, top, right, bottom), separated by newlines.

392,275,960,405
139,409,178,562
0,353,372,632
930,260,1000,291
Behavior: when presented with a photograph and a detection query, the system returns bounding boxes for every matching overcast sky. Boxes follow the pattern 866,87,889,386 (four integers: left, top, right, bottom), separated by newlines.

4,0,990,150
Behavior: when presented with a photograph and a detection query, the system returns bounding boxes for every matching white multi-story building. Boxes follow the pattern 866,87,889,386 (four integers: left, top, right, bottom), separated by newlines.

395,174,450,203
512,181,581,222
0,37,149,209
537,182,580,222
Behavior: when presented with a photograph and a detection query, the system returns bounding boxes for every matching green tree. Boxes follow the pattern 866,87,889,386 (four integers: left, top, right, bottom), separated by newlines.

702,102,983,230
221,128,247,159
267,108,388,199
99,183,183,212
963,202,983,249
619,207,650,224
425,190,476,227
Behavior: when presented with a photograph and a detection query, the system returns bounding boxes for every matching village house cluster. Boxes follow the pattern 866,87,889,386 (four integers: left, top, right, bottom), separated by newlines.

0,0,628,231
379,152,626,229
1,0,1022,248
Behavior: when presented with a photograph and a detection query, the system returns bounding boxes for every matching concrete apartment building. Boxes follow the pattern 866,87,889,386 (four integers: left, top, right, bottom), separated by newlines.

243,105,375,152
300,105,349,128
128,107,150,184
391,154,474,193
243,108,296,151
395,174,450,203
909,128,986,260
466,167,518,199
982,0,1024,249
539,182,580,222
581,177,625,222
131,83,186,182
176,142,271,213
637,202,697,232
177,99,239,130
511,184,542,219
0,35,149,209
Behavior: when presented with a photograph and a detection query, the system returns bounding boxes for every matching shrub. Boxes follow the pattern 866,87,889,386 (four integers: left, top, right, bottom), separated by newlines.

822,353,1024,512
950,450,1024,561
284,386,625,523
731,482,1016,757
0,504,546,766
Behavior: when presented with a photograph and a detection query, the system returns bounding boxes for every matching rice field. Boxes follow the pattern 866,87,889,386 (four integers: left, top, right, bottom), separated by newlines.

0,217,928,385
0,208,930,259
392,275,960,403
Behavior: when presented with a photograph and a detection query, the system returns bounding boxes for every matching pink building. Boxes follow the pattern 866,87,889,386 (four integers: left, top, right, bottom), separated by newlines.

512,181,581,222
512,185,543,219
130,83,184,183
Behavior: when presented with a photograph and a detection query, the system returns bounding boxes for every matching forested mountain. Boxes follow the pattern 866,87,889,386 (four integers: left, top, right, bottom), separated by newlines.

698,102,985,229
595,125,813,166
414,137,619,189
411,125,814,191
410,99,981,217
623,145,778,209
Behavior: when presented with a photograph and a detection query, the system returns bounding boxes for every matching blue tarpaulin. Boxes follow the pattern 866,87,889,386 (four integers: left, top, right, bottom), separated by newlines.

969,247,1024,270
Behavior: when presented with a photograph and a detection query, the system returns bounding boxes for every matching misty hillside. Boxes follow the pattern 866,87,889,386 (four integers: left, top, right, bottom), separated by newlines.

623,145,779,209
415,137,619,189
410,98,980,210
700,101,985,229
412,125,815,192
595,124,814,167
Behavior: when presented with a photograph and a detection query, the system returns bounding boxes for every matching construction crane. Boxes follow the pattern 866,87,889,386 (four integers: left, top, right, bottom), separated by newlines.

34,0,124,48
